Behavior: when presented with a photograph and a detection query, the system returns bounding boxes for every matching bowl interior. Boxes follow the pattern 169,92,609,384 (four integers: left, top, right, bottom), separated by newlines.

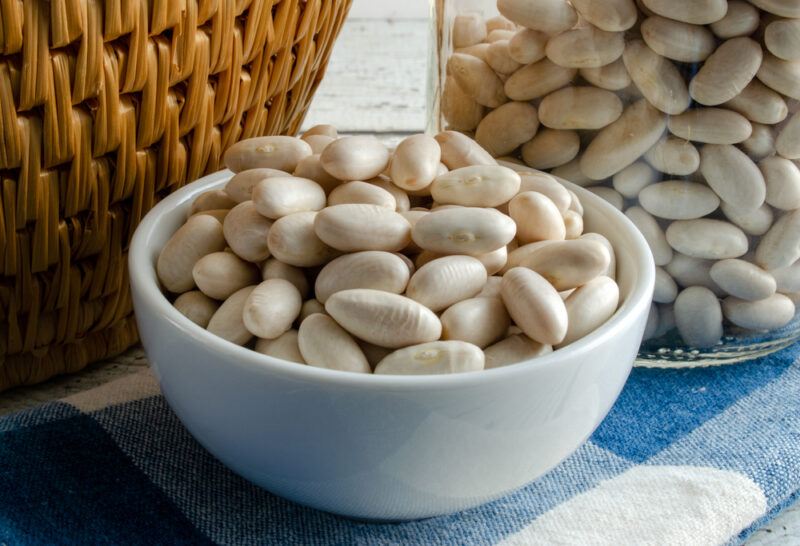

129,168,655,386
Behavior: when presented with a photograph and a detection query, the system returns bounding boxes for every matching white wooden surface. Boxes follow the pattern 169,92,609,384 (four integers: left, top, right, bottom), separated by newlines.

1,13,798,545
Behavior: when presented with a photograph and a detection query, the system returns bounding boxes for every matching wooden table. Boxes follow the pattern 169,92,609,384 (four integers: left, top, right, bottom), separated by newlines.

1,15,796,545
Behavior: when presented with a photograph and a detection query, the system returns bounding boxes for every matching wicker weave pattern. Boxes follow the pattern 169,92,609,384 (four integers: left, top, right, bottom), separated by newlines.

0,0,351,391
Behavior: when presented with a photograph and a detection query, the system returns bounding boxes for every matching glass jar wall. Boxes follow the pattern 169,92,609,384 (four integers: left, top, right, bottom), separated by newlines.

429,0,800,365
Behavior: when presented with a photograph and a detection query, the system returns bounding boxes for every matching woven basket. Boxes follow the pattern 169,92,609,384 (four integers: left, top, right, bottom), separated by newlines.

0,0,352,391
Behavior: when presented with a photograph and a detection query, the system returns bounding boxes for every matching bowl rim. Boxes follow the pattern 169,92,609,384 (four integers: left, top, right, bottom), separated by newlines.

130,167,655,390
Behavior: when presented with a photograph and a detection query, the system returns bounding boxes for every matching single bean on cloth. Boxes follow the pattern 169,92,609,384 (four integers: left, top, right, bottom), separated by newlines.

157,128,621,375
441,0,800,349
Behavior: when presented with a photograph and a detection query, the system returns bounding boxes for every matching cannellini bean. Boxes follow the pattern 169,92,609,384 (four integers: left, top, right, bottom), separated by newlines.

613,162,658,198
741,124,777,161
545,26,625,69
640,0,727,24
327,180,396,210
722,294,796,330
579,59,631,91
690,38,763,106
720,202,774,236
509,191,566,242
570,0,636,31
586,187,624,211
452,13,486,48
207,286,256,346
508,29,548,64
552,158,594,187
475,102,540,157
521,129,580,170
293,154,341,195
674,286,723,348
314,204,411,252
224,136,312,173
560,276,619,346
666,219,749,260
243,279,302,339
625,207,672,266
505,240,557,271
302,135,335,155
643,138,699,176
666,253,724,294
581,233,616,279
654,267,678,303
320,136,390,181
157,214,226,293
504,59,577,102
441,76,486,132
710,259,777,301
771,262,800,293
190,189,237,216
563,210,584,239
412,207,516,256
251,176,326,219
581,99,668,180
302,124,338,139
655,304,676,337
315,251,410,303
640,16,716,63
538,87,623,130
643,304,660,340
441,297,510,348
765,19,800,62
487,29,515,43
749,0,800,18
710,1,760,39
455,43,491,62
298,298,326,323
756,209,800,270
475,276,503,301
667,108,752,144
700,144,766,211
435,130,497,169
192,251,259,300
297,313,370,373
725,80,788,125
501,267,568,345
431,165,521,207
223,201,273,262
390,134,442,192
369,177,410,212
325,289,442,348
638,181,720,220
497,0,577,33
776,112,800,159
174,291,219,328
476,245,508,275
255,330,305,364
486,15,515,32
517,172,572,213
261,258,309,298
374,340,484,375
760,156,800,210
267,211,338,267
484,334,552,369
406,255,487,312
357,340,392,368
622,40,690,115
447,53,508,108
515,238,611,290
757,54,800,101
486,40,523,74
192,209,229,223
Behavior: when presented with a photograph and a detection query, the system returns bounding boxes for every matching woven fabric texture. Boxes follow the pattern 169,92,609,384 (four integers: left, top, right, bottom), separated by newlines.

0,0,351,391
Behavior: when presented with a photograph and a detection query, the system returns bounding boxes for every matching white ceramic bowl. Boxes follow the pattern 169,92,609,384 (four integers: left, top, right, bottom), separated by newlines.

129,169,655,520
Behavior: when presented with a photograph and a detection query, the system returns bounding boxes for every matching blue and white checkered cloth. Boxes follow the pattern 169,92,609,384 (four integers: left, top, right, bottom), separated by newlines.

2,344,799,545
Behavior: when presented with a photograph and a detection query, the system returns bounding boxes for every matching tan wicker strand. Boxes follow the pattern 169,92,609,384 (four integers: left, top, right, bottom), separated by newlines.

0,0,352,392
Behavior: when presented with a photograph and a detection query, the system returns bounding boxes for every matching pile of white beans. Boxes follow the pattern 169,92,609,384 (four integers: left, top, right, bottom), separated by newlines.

156,127,621,374
441,0,800,348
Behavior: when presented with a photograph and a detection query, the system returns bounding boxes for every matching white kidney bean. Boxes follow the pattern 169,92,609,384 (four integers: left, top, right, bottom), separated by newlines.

475,102,540,157
476,246,508,275
765,19,800,62
640,0,727,25
192,251,259,300
325,289,442,348
643,304,660,341
293,154,341,195
741,124,777,161
538,86,623,130
261,258,309,298
674,286,723,348
755,209,800,270
412,206,516,256
638,181,720,220
190,189,237,217
515,238,611,290
559,275,619,347
725,80,788,125
501,267,568,345
267,211,338,267
622,40,690,115
497,0,577,33
255,330,305,364
760,156,800,210
504,59,577,102
625,207,673,266
315,251,410,304
665,253,724,294
435,130,497,169
174,291,219,328
374,340,484,375
563,209,584,239
225,168,289,203
484,334,552,369
223,201,273,263
486,40,523,74
749,0,800,18
298,298,326,323
666,219,749,260
508,29,548,64
242,279,302,339
643,138,700,176
771,262,800,293
452,13,487,48
251,176,326,219
391,134,442,191
207,286,256,346
579,59,631,91
431,165,521,207
776,112,800,160
406,255,487,312
667,108,752,144
570,0,636,32
689,37,763,106
314,204,411,252
297,313,371,373
722,294,796,330
509,191,566,242
320,136,390,181
545,26,625,69
710,1,760,39
442,76,486,132
586,187,625,211
447,53,508,108
720,202,774,236
157,214,226,293
441,297,510,348
224,136,312,173
302,124,338,139
710,259,777,301
641,16,716,63
521,129,580,170
327,180,396,210
757,53,800,101
699,144,766,210
612,162,658,198
517,172,572,213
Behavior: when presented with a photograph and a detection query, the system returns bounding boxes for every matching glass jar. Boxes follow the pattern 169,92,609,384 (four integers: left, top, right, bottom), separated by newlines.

429,0,800,365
